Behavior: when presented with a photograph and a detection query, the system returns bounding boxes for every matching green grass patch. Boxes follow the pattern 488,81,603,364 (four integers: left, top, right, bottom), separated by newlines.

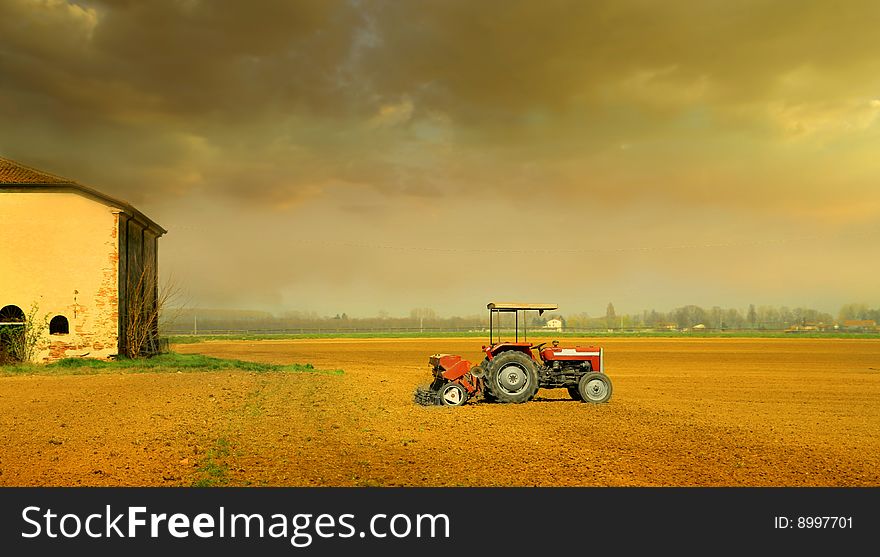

0,352,343,376
192,437,232,487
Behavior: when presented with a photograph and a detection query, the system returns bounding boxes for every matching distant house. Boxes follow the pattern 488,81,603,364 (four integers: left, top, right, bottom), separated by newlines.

0,156,166,362
842,319,877,332
544,318,563,332
692,323,706,330
655,322,678,331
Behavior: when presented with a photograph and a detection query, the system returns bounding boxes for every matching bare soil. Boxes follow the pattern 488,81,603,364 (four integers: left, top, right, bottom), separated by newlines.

1,337,878,486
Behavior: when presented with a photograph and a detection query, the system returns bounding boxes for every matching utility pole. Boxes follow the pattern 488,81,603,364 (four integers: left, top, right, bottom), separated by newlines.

194,315,198,335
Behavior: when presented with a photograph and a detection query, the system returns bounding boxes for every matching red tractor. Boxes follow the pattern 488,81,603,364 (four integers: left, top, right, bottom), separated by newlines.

415,302,612,406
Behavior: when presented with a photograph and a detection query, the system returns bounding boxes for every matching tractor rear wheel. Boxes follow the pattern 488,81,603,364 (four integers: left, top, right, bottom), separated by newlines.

486,351,539,403
440,383,468,406
577,372,612,403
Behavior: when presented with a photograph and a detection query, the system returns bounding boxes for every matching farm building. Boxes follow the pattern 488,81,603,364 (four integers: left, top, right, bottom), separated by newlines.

0,156,166,362
841,319,877,332
544,318,564,332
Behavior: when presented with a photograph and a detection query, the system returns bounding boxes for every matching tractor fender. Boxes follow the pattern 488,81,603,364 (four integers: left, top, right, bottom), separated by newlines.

485,343,535,360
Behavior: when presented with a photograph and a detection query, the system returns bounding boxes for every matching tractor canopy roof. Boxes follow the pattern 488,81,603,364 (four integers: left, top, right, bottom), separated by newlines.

487,302,558,314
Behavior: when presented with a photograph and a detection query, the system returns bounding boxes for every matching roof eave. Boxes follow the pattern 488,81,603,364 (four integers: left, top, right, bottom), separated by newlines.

0,182,166,236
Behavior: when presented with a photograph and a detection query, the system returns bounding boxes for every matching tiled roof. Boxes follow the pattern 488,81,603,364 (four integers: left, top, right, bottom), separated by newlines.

0,156,74,184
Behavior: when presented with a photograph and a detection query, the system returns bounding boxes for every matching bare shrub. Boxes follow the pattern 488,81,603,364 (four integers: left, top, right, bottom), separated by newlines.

0,301,49,363
125,261,179,358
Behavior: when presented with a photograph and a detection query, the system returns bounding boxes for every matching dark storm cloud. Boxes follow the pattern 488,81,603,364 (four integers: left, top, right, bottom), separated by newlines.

352,0,880,216
1,0,362,119
3,0,880,212
366,0,880,115
0,0,372,203
87,0,364,118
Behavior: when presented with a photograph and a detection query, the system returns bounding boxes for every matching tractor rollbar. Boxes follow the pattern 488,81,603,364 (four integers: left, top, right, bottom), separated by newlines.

489,309,523,343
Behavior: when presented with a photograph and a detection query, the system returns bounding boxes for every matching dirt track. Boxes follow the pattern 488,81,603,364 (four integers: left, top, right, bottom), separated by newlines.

1,337,879,486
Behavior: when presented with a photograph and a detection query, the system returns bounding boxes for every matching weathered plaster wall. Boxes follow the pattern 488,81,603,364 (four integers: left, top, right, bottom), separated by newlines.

0,192,119,360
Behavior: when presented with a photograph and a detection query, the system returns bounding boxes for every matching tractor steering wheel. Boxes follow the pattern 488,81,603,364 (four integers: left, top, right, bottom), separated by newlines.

532,342,547,351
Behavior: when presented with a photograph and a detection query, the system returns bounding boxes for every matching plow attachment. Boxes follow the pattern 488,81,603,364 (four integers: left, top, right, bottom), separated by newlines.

413,354,481,407
413,381,444,406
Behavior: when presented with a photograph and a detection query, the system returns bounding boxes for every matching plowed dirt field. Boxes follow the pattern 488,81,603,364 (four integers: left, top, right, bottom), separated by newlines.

1,337,878,486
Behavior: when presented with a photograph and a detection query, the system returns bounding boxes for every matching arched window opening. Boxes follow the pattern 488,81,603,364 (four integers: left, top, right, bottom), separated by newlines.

50,315,70,335
0,304,26,364
0,305,25,324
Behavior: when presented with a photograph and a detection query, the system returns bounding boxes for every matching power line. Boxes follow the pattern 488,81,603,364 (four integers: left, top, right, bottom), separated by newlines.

289,228,878,255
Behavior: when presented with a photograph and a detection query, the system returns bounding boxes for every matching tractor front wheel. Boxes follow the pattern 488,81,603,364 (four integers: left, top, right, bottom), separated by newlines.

486,351,539,403
440,383,469,406
577,372,612,403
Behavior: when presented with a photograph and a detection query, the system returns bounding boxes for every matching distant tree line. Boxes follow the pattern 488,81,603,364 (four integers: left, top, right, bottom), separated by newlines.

161,307,486,333
560,303,837,330
161,302,878,334
837,303,880,322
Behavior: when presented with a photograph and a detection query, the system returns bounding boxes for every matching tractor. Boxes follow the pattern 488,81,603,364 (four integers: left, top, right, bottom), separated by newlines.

415,302,612,406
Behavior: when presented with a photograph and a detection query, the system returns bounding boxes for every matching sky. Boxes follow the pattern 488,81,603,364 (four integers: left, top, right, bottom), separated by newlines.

1,0,879,317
